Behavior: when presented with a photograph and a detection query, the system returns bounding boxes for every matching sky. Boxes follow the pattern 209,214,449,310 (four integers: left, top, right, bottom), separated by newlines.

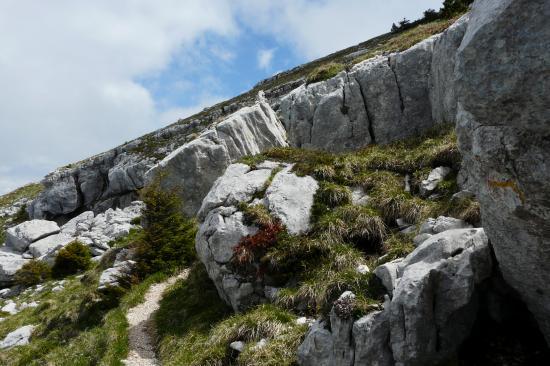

0,0,444,195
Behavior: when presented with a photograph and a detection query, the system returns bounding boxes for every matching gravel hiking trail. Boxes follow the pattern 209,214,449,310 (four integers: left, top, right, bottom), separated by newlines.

122,270,189,366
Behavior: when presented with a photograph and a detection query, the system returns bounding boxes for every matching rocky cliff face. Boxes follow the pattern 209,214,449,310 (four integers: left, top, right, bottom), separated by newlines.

9,1,550,363
28,13,469,222
455,0,550,344
279,16,469,151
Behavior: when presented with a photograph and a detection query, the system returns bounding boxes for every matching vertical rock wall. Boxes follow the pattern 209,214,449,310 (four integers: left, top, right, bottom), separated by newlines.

455,0,550,344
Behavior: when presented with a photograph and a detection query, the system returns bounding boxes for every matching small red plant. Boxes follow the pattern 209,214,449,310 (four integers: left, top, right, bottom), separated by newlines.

233,222,283,266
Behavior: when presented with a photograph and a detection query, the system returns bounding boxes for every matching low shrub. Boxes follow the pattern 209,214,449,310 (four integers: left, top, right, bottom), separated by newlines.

52,241,92,278
14,260,52,287
233,222,284,267
306,63,345,84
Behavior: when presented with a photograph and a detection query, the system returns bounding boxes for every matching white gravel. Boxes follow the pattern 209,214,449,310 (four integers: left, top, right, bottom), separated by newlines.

122,270,189,366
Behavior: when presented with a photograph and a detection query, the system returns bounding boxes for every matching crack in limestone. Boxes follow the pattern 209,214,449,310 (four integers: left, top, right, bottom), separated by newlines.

388,56,405,115
352,74,376,144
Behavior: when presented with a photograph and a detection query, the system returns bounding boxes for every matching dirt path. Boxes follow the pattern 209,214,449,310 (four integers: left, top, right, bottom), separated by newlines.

122,270,189,366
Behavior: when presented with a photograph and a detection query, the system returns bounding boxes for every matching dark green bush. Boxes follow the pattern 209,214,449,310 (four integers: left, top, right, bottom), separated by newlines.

133,178,197,278
440,0,473,18
52,241,92,278
14,260,52,287
12,205,29,225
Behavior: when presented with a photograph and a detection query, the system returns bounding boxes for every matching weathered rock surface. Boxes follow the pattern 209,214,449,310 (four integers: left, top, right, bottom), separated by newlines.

419,166,452,197
27,232,74,260
298,228,492,366
279,71,372,151
196,162,318,312
0,325,35,349
454,0,550,343
0,201,143,286
98,249,135,290
147,95,288,217
5,220,60,252
265,167,318,234
429,13,470,124
0,248,28,285
280,16,469,150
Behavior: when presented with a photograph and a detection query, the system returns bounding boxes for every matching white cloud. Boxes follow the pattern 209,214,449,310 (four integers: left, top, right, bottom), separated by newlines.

257,48,276,70
0,0,238,194
236,0,444,59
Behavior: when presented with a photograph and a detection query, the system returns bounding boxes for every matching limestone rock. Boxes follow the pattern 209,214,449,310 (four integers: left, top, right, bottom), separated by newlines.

297,320,334,366
429,13,470,124
389,229,492,365
279,72,372,151
5,220,60,252
419,167,452,197
455,0,550,344
353,307,394,366
265,167,318,235
299,228,492,365
419,216,472,235
28,233,75,260
388,35,438,139
349,56,402,145
0,325,35,349
197,163,274,221
147,97,288,217
196,162,318,311
0,248,28,284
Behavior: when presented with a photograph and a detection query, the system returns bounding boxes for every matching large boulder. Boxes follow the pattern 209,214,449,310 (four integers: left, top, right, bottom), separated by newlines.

196,162,318,312
28,232,75,260
5,220,60,252
147,94,288,217
455,0,550,343
298,228,492,366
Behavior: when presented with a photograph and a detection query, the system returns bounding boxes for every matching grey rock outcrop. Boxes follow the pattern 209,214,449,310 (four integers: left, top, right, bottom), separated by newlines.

454,0,550,343
0,325,35,349
429,13,470,124
147,95,288,217
419,166,452,197
265,169,318,235
196,162,318,312
5,220,60,252
298,228,492,366
280,16,469,150
98,249,135,290
279,71,372,152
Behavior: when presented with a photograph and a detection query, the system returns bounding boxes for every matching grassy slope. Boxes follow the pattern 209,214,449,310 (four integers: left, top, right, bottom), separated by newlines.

0,263,168,366
155,126,481,365
0,183,43,244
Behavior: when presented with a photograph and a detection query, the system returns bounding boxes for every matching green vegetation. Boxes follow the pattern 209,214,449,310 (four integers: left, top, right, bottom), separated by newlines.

133,177,197,277
306,62,345,84
0,183,43,244
52,241,92,279
156,264,306,366
0,183,43,209
14,260,52,287
0,258,168,366
235,126,476,321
